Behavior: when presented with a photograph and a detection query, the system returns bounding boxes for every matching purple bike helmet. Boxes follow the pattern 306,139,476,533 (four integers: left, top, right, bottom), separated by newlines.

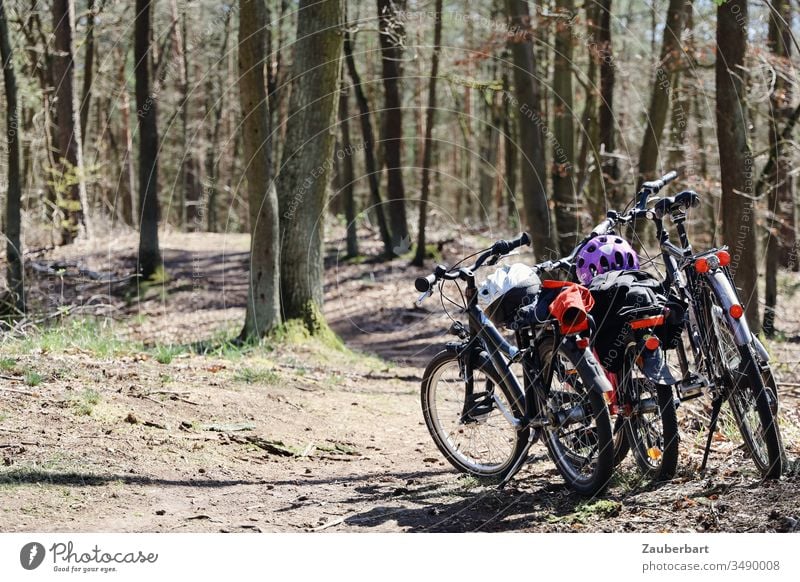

575,235,639,285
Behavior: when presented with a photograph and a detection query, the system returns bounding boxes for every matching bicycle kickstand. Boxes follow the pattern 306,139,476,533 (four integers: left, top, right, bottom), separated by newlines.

699,395,723,474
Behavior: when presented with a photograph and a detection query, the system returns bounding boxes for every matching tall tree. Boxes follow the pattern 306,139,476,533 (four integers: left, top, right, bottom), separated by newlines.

239,0,281,339
596,0,619,208
337,82,359,259
552,0,578,256
505,0,553,257
343,28,393,257
134,0,162,279
763,0,793,336
637,0,687,186
412,0,442,267
277,0,343,331
377,0,409,249
0,0,23,314
52,0,91,244
79,0,97,142
716,0,759,330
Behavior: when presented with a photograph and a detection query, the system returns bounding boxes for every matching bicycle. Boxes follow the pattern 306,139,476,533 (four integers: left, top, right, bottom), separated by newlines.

534,206,681,481
581,171,784,478
415,234,616,495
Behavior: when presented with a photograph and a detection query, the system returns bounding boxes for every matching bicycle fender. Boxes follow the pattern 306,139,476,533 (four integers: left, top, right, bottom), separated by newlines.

638,347,677,387
560,338,613,395
707,270,752,346
752,337,770,363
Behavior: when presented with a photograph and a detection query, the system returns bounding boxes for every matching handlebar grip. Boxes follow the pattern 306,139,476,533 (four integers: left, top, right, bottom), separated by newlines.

591,218,614,236
415,274,437,293
659,170,678,187
492,232,531,255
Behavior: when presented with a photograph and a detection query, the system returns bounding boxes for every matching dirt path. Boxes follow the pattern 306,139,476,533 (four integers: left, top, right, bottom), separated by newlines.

1,232,799,532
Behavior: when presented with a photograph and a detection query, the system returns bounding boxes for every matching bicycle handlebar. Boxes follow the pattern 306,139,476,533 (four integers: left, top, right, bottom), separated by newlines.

414,232,531,293
637,170,679,209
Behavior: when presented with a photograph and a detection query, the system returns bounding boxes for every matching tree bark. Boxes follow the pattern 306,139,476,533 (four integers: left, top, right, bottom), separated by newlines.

637,0,687,186
764,0,793,336
502,54,518,229
343,29,393,257
505,0,554,258
716,0,759,331
412,0,442,267
52,0,91,244
552,0,578,257
277,0,343,332
79,0,96,143
596,0,619,208
134,0,162,279
0,0,24,315
238,0,282,338
377,0,409,249
337,83,359,259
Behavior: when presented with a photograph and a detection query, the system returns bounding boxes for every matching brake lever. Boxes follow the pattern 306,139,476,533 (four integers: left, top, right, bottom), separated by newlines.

416,289,433,305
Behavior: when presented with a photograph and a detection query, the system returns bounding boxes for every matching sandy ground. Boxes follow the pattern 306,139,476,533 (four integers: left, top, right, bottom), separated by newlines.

1,230,799,532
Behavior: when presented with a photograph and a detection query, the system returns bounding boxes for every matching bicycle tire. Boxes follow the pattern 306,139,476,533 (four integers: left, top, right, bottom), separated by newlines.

619,348,679,481
537,337,615,496
420,349,530,479
704,290,783,478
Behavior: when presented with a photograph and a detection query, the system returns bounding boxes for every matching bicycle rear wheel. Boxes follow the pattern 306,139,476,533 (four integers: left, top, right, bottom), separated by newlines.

705,292,782,478
420,350,529,479
538,337,615,496
619,348,679,480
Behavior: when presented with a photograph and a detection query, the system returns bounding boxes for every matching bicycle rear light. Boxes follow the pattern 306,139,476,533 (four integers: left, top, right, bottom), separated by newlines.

630,315,665,329
716,250,731,266
729,304,744,319
644,336,661,350
694,257,710,273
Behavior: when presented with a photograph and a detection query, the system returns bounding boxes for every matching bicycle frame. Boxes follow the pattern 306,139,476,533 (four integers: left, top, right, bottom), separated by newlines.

447,270,611,433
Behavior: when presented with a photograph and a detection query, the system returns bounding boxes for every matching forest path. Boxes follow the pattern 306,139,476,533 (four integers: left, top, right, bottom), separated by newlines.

1,231,799,532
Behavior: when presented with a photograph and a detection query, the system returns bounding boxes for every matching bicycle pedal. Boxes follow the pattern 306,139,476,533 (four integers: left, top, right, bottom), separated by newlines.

677,374,707,401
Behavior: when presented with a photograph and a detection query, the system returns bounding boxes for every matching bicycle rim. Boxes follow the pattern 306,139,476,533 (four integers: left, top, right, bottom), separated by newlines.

423,355,524,476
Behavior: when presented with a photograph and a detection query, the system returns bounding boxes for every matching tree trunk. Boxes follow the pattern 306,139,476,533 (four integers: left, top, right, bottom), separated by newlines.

343,29,393,257
552,0,578,257
596,0,619,208
79,0,96,143
716,0,759,331
52,0,91,244
118,47,136,227
134,0,162,279
238,0,282,339
412,0,442,267
277,0,343,332
637,0,687,186
338,83,359,259
502,54,518,229
764,0,793,336
506,0,554,258
0,0,24,315
377,0,409,249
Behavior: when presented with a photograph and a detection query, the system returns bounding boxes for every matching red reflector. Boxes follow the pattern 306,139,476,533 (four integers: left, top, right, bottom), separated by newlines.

576,338,590,349
645,336,661,351
695,258,710,273
630,315,665,329
729,304,744,319
716,250,731,266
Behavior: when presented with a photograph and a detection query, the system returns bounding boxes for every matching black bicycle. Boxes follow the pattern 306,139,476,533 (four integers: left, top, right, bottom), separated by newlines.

587,171,784,478
534,212,681,481
416,234,615,495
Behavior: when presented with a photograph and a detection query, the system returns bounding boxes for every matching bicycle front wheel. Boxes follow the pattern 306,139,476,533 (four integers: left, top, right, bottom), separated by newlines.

420,350,529,479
